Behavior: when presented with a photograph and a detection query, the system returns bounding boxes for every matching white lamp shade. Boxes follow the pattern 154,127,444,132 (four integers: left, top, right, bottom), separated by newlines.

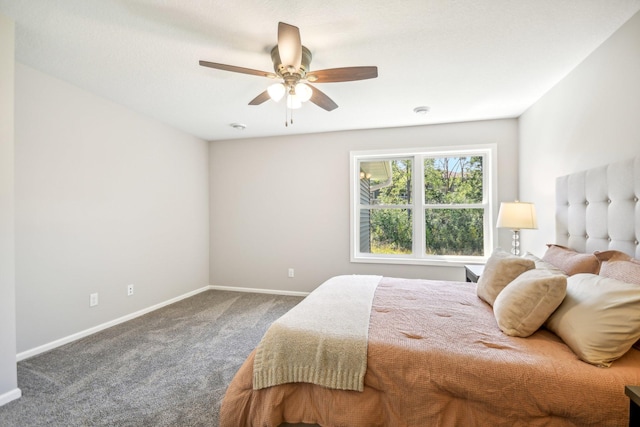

496,201,538,230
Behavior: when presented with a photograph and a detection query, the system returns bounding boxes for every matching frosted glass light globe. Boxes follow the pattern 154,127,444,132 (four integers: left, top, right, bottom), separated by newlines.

295,83,312,102
287,94,302,109
267,83,285,102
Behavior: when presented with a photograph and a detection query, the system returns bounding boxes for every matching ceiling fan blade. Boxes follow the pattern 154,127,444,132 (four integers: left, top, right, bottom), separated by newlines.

199,60,275,78
278,22,302,72
307,66,378,83
309,85,338,111
249,90,271,105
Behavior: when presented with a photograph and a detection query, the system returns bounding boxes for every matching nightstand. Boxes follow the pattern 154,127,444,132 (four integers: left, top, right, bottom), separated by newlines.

464,264,485,283
625,386,640,426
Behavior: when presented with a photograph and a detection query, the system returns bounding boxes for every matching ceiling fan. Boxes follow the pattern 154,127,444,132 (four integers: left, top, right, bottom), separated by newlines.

199,22,378,119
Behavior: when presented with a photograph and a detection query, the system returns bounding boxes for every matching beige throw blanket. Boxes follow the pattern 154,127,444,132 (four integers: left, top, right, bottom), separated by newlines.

253,275,381,392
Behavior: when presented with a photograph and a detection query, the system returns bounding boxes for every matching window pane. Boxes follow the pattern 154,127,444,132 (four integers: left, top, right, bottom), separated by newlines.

360,208,413,254
360,158,412,205
424,156,483,204
424,208,484,256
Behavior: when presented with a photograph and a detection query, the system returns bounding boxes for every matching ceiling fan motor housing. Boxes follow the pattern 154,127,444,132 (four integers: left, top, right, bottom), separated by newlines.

271,45,312,81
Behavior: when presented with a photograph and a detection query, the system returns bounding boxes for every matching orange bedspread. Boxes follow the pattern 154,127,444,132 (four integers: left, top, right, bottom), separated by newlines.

220,277,640,426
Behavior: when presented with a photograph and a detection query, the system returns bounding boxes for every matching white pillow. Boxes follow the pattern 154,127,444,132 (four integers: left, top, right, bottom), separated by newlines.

545,273,640,367
494,269,567,337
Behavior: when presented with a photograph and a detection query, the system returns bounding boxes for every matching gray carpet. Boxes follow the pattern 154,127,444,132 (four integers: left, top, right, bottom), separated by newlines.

0,290,303,427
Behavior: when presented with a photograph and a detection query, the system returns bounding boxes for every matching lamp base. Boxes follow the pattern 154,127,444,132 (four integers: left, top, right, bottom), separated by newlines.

511,229,521,255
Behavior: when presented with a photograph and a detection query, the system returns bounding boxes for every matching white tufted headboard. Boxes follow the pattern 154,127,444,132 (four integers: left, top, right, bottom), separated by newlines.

556,156,640,259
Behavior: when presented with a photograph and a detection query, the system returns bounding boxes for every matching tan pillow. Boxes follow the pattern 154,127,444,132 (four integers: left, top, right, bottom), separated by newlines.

545,273,640,367
595,250,640,285
477,248,535,306
493,269,567,337
541,244,600,275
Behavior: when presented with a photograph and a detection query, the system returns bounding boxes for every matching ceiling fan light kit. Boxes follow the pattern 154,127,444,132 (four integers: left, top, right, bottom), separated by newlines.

200,22,378,125
267,82,312,105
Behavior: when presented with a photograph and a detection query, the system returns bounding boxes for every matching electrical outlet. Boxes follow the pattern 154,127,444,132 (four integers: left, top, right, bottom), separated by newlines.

90,293,98,307
127,284,134,296
288,268,294,278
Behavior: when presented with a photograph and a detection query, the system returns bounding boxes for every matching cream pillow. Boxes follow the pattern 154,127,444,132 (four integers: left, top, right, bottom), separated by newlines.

493,269,567,337
477,248,535,306
545,273,640,367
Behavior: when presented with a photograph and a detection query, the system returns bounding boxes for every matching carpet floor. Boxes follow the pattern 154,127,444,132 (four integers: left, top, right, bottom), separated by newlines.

0,290,303,427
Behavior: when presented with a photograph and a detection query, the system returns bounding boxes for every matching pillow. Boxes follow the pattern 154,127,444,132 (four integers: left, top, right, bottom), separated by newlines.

493,269,567,337
477,248,535,306
522,252,567,275
598,250,640,352
594,250,640,285
541,244,600,275
545,273,640,367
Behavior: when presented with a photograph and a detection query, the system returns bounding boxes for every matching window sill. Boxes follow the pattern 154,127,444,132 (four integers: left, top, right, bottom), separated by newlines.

351,255,488,267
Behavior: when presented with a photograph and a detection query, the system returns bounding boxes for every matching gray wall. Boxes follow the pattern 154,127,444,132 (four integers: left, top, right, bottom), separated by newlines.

519,10,640,255
209,119,519,293
14,64,210,354
0,13,20,405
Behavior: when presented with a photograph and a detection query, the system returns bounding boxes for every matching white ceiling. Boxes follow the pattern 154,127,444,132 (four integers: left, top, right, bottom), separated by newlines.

1,1,640,141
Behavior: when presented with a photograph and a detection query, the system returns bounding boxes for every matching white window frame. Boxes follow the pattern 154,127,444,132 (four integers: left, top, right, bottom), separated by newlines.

350,144,497,266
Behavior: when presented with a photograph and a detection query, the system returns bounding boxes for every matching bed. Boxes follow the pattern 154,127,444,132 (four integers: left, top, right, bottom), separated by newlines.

220,156,640,427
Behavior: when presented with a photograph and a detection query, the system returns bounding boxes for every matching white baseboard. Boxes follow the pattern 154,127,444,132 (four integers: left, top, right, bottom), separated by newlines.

16,284,307,362
210,284,309,297
0,388,21,407
16,286,213,362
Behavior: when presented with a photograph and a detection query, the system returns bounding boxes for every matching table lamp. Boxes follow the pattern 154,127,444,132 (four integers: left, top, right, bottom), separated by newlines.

496,201,537,255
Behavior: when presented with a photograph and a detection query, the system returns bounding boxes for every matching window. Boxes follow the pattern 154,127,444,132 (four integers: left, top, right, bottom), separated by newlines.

350,145,496,265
